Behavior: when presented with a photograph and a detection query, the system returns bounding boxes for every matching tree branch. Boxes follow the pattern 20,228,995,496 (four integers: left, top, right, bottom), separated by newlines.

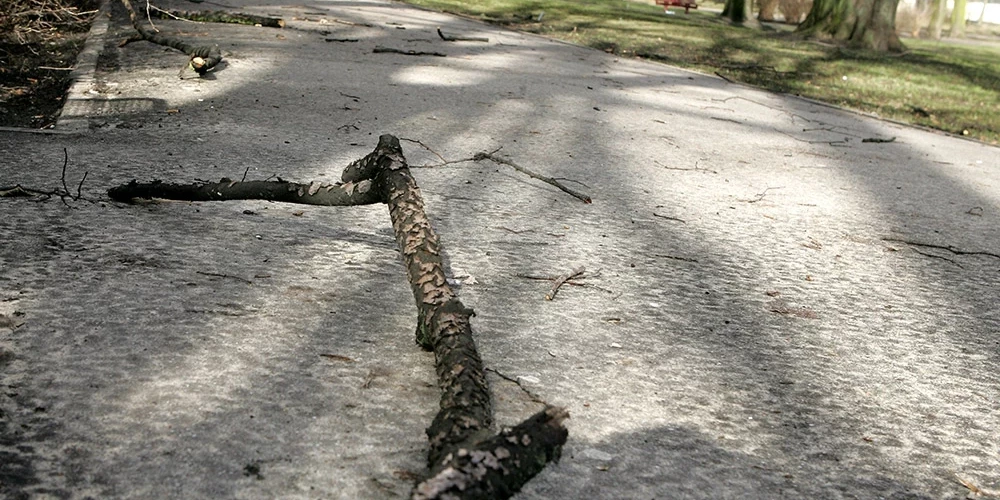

107,135,569,499
120,0,222,75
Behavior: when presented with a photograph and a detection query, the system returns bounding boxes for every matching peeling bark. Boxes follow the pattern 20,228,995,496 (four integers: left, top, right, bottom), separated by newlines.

107,135,569,499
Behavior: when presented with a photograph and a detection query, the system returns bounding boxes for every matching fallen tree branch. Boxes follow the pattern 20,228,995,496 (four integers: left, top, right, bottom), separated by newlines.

108,135,568,499
120,0,222,75
861,136,896,143
374,45,446,57
107,177,380,205
474,151,592,204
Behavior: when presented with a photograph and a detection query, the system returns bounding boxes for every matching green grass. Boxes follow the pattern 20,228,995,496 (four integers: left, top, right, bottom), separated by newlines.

405,0,1000,144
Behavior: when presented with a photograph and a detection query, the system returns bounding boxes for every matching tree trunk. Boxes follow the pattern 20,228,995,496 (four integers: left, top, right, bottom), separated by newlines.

950,0,967,36
722,0,758,24
797,0,903,51
759,0,780,21
928,0,946,39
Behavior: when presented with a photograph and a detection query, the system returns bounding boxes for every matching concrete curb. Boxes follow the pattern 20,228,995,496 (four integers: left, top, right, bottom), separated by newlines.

56,0,113,133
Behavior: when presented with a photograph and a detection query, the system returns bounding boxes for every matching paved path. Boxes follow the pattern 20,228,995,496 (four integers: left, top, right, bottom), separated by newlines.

2,0,998,498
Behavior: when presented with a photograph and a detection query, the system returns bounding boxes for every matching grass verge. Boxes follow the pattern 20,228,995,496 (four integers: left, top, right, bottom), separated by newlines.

404,0,1000,145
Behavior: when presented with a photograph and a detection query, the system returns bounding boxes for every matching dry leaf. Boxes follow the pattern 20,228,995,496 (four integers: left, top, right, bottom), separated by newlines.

292,210,304,216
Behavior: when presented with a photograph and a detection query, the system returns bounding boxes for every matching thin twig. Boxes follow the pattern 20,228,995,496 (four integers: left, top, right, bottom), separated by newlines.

654,159,717,174
60,148,70,197
546,266,585,301
196,271,253,284
144,0,159,31
401,137,448,164
475,152,592,204
741,186,782,203
714,71,735,83
882,238,1000,260
485,367,547,404
711,116,743,125
653,254,698,263
652,213,686,223
911,248,963,268
373,46,445,57
75,171,88,200
495,226,535,234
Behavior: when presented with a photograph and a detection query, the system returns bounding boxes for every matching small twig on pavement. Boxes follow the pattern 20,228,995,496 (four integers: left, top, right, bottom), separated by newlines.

653,253,699,263
196,271,253,284
401,140,592,203
711,116,744,125
401,137,448,164
954,473,1000,497
495,226,535,234
373,46,446,57
474,151,592,203
652,212,686,223
75,172,88,200
911,248,963,268
741,186,782,203
485,367,547,404
654,159,717,174
546,266,585,301
882,237,1000,261
2,149,93,205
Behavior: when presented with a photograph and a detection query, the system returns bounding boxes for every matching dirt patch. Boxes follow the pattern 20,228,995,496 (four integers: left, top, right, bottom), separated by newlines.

0,0,98,129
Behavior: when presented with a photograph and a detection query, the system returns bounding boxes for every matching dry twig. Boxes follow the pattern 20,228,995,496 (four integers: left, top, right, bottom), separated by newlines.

474,151,592,203
373,45,446,57
882,237,1000,261
546,266,585,300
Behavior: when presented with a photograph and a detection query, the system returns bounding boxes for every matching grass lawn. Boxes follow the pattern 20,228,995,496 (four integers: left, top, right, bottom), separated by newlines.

404,0,1000,145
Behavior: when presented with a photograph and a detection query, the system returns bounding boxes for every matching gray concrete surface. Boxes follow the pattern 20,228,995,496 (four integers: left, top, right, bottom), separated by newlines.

2,0,999,498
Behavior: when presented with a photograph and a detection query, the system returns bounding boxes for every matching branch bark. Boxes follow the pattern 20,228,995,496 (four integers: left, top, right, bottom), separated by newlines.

107,177,381,206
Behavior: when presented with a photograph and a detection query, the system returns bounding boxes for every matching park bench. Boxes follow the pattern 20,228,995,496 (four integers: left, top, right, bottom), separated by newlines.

655,0,698,13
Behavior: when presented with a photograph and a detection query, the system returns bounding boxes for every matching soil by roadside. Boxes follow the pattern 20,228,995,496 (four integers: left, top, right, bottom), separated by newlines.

0,0,98,129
